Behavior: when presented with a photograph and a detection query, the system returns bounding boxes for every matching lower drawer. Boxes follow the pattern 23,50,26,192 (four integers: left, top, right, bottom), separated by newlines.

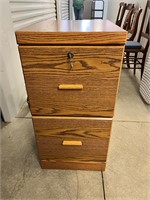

32,116,112,170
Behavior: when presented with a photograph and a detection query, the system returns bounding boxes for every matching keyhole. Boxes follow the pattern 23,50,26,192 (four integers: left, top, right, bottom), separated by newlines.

67,52,74,69
67,52,74,59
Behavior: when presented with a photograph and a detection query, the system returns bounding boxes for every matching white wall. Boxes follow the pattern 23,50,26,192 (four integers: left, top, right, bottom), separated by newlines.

57,0,69,20
0,0,27,122
107,0,147,23
61,0,69,19
10,0,56,31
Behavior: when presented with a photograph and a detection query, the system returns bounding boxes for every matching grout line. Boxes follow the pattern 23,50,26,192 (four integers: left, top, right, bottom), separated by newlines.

101,171,106,200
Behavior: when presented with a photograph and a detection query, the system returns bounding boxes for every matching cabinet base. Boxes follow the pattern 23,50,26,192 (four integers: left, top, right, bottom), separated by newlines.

40,160,106,171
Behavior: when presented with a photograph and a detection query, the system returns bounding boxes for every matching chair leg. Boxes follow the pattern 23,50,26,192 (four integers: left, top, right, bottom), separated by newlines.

134,53,138,75
126,52,130,68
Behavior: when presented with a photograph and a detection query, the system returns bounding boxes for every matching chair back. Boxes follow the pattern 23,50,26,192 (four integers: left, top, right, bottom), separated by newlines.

127,7,142,40
122,4,134,30
116,2,126,26
138,0,150,53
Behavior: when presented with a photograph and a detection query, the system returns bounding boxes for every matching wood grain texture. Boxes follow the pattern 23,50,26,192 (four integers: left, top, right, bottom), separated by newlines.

36,136,108,160
16,19,127,45
32,116,112,138
40,160,106,171
20,46,124,117
33,116,111,170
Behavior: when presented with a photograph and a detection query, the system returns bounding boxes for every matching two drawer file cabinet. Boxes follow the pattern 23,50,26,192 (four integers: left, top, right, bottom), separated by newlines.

16,19,127,170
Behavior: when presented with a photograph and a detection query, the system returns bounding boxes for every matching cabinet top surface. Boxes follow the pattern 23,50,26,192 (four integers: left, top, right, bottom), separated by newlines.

17,19,125,33
16,19,127,45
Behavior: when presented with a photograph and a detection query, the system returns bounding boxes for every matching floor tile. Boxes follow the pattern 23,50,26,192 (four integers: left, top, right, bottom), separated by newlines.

109,121,150,157
104,121,150,200
103,169,149,200
114,69,150,122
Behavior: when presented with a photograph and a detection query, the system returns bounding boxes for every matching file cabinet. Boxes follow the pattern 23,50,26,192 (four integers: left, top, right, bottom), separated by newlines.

16,19,127,170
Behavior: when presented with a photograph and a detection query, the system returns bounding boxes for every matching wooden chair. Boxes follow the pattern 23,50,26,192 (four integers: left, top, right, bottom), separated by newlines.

122,4,135,30
116,3,134,27
124,0,149,78
126,7,142,41
116,2,127,26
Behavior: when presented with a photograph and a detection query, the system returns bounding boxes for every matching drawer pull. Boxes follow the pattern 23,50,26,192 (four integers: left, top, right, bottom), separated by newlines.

62,141,82,146
58,84,83,90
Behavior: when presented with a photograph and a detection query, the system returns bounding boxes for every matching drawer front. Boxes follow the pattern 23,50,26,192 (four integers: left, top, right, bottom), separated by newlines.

20,46,124,117
33,116,112,165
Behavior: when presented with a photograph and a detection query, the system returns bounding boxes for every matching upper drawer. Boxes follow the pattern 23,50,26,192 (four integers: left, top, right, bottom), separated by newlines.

19,46,124,117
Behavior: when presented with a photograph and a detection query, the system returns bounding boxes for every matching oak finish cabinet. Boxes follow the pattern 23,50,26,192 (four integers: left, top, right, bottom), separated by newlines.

16,19,127,170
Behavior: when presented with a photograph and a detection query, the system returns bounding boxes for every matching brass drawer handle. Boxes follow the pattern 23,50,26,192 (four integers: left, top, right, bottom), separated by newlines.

58,84,83,90
62,141,82,146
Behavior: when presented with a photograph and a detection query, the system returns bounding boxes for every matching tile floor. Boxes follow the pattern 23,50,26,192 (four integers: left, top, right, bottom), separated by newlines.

1,69,150,200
